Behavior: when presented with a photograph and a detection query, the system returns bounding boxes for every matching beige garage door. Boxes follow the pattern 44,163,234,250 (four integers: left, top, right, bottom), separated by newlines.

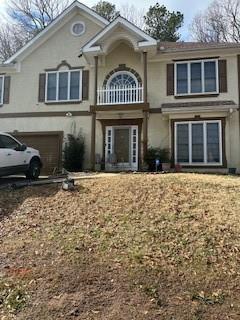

12,132,63,175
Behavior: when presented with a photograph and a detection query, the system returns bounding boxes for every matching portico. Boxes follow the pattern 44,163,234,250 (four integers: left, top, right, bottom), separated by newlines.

81,16,157,170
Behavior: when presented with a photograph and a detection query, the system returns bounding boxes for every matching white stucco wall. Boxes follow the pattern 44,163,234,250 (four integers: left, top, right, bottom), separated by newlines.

0,11,101,114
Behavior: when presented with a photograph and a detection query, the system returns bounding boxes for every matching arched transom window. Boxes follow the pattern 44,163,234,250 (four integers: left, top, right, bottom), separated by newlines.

108,71,138,87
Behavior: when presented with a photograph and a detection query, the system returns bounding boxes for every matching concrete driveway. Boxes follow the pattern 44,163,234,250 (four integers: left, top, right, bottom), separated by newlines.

0,172,119,189
0,176,27,186
0,176,47,188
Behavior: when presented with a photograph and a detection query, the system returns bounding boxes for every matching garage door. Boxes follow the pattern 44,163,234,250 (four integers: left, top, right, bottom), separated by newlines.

12,132,63,175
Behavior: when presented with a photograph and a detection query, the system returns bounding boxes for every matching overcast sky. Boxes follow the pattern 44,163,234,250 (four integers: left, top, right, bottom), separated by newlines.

0,0,212,40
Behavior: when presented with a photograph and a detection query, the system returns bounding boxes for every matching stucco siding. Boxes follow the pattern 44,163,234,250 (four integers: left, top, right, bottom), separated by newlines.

148,114,169,149
1,12,101,114
98,42,143,88
168,111,240,170
148,54,239,108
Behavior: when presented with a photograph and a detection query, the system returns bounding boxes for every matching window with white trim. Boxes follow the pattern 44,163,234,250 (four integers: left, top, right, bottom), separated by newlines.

108,71,138,87
174,120,222,165
0,76,4,105
175,59,219,96
71,21,85,36
46,70,82,102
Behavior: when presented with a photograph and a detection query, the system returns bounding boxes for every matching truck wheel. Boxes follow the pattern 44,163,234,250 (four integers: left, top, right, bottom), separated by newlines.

26,160,41,180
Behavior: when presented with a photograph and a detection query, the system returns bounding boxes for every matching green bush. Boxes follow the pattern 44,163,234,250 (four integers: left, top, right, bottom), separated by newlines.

144,147,170,171
63,133,85,172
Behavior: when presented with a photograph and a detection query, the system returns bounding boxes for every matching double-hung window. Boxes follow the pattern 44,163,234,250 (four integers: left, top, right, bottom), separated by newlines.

46,69,82,102
0,76,4,105
175,120,222,165
175,59,219,96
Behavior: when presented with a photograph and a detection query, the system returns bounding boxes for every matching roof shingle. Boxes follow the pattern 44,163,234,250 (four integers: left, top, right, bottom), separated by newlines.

157,41,240,53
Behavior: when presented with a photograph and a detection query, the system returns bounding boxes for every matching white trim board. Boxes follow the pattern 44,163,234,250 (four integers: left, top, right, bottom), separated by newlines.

0,75,4,105
82,16,157,54
162,105,238,115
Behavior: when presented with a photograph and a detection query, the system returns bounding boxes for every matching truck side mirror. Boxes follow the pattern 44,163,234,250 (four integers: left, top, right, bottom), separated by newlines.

16,144,27,151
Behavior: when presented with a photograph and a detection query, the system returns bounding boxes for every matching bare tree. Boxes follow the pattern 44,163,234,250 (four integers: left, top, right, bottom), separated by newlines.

7,0,70,36
190,0,240,42
0,23,27,61
0,0,69,61
120,4,145,29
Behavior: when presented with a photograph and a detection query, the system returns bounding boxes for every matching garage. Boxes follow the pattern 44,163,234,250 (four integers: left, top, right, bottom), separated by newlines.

12,131,63,175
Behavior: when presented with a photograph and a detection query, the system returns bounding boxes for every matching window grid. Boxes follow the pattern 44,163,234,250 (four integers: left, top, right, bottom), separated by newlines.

174,120,222,166
107,71,138,88
0,75,4,105
45,69,82,102
131,127,138,164
174,59,219,96
107,128,113,156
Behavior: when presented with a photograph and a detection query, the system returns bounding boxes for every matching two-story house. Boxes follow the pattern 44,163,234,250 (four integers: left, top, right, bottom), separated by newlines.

0,1,240,174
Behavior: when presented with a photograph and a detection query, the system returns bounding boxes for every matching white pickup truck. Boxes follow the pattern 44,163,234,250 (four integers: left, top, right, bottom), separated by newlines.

0,132,42,179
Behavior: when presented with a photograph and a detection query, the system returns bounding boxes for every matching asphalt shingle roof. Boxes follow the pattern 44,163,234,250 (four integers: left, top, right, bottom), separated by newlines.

157,41,240,52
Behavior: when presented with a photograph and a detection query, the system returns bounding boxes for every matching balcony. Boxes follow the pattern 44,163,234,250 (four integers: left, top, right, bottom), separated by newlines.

97,85,144,105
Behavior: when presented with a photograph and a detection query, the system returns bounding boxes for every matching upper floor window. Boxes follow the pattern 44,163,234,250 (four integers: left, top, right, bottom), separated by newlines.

0,76,4,105
71,21,85,36
108,71,138,87
175,59,219,96
46,70,82,102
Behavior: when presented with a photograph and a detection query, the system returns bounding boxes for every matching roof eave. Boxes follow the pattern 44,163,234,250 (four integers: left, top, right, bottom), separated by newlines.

158,45,240,55
81,16,157,54
138,40,158,48
162,104,238,114
0,63,18,72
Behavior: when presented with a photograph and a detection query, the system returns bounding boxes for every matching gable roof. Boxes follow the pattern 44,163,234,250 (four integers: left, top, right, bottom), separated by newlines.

82,16,157,54
5,1,109,64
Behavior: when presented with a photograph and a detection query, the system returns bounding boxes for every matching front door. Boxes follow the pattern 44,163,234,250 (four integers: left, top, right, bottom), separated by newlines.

105,126,138,171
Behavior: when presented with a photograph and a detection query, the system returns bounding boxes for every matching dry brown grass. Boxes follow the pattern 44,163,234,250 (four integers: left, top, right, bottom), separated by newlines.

0,173,240,319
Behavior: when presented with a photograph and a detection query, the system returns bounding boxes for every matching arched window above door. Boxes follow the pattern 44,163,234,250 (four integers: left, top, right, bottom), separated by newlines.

107,71,138,88
98,66,143,105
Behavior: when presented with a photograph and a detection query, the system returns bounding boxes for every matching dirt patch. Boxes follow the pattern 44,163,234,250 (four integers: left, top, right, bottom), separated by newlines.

7,253,158,320
0,174,240,319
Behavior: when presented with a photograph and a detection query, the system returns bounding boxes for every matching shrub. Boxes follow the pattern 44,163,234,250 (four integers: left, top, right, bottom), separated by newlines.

144,147,170,171
63,133,85,172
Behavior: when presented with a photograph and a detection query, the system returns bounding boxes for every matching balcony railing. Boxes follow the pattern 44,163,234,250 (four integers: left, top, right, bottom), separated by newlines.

97,85,144,105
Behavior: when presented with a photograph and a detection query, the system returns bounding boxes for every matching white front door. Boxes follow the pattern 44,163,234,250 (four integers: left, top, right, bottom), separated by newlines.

105,126,138,171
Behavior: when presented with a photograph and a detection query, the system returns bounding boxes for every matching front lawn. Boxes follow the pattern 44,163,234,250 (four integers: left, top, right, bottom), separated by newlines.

0,174,240,319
